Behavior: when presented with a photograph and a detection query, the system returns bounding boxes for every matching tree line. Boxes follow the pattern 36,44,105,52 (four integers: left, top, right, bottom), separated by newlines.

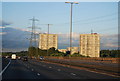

2,47,120,58
100,50,120,58
2,51,28,57
28,47,120,58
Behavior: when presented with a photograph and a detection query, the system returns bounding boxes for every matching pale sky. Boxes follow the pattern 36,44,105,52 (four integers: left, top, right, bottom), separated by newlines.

1,1,119,51
2,2,118,34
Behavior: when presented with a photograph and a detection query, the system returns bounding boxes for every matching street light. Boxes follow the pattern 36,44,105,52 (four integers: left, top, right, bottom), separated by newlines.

47,24,52,57
39,24,52,58
65,2,79,55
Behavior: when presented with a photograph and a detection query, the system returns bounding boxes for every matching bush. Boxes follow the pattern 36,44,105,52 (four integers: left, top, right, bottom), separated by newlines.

69,53,87,57
50,53,65,56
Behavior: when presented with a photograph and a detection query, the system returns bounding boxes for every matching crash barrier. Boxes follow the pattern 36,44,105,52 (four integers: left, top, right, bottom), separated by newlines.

44,56,120,63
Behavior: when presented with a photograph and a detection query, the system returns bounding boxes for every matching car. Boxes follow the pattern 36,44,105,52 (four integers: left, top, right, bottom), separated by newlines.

18,56,21,60
5,56,9,58
39,56,44,61
22,56,28,61
11,54,16,60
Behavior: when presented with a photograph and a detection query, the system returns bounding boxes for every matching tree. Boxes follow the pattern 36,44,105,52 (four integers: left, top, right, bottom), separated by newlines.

50,53,65,56
69,53,87,57
100,50,120,58
48,47,59,56
28,47,36,58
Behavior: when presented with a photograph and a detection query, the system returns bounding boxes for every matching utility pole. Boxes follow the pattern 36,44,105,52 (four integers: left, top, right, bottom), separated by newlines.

29,17,39,58
46,24,52,57
91,29,93,34
38,24,52,57
65,2,79,55
65,2,79,67
36,28,41,59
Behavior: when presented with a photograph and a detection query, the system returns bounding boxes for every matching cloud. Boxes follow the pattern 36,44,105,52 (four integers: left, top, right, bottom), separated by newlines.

0,26,6,29
100,34,119,49
58,32,79,39
0,20,12,26
13,27,30,32
0,32,7,35
1,26,119,50
103,43,119,48
58,33,119,49
57,32,80,48
2,48,28,52
13,27,41,34
100,34,118,38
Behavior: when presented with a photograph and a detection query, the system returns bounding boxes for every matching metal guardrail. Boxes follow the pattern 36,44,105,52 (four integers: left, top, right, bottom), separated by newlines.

44,56,120,63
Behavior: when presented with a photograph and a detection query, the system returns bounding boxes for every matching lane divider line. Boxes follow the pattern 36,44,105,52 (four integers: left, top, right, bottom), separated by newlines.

49,66,52,68
57,69,61,71
84,69,120,78
31,69,34,71
0,60,11,76
70,73,76,76
37,73,40,76
42,60,120,78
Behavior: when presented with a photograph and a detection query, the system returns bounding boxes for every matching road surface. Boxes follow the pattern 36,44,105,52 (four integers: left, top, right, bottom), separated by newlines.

2,58,120,80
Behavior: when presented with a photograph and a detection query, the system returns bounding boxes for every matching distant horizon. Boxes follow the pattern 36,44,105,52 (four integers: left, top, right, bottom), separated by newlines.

1,2,119,52
2,47,119,52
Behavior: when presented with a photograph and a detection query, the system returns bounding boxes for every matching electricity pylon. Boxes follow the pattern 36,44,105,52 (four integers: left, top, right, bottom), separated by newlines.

28,17,39,58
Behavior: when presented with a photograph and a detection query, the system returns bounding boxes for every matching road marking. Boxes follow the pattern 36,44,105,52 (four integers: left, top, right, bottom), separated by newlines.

57,69,61,71
25,65,27,67
49,66,52,68
84,69,120,78
70,73,76,76
34,59,120,78
0,60,11,76
43,65,46,67
37,73,40,76
31,69,34,71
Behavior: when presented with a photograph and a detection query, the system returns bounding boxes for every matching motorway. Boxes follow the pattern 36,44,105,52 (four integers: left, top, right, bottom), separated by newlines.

1,58,120,80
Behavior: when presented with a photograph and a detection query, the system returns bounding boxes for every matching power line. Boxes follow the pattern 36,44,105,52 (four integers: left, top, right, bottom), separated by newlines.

73,12,117,23
29,17,39,58
53,12,117,26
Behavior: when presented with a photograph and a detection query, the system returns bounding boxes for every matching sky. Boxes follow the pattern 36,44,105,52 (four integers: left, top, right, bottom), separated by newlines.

2,2,118,34
0,1,119,51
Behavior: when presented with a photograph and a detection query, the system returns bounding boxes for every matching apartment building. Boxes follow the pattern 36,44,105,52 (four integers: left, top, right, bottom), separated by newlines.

39,34,58,50
80,33,100,57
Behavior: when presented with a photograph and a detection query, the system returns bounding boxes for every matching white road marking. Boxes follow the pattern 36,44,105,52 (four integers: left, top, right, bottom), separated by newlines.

31,69,34,71
70,73,76,76
37,73,40,76
0,60,11,76
49,66,52,68
84,69,120,78
57,69,61,71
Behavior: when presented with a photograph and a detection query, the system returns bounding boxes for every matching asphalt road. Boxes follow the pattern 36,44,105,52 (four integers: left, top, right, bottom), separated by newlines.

2,58,120,80
2,57,10,70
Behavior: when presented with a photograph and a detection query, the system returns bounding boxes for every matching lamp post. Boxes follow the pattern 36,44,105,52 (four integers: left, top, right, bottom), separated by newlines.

65,2,79,55
46,24,52,57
